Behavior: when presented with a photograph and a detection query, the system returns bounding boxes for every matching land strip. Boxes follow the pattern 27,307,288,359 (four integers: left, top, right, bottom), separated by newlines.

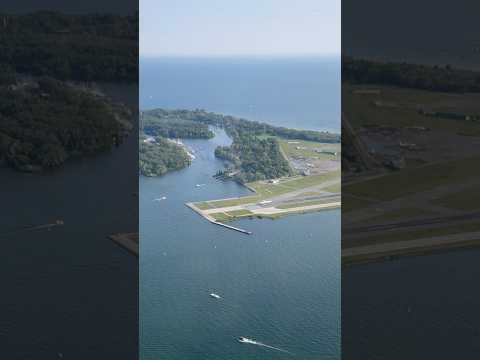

189,173,340,224
343,231,480,266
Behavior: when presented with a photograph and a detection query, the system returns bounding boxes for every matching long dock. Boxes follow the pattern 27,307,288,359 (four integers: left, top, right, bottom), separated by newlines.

212,221,252,235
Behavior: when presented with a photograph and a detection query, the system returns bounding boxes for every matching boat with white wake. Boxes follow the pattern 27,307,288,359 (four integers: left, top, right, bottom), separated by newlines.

237,337,292,354
209,293,221,299
238,337,254,343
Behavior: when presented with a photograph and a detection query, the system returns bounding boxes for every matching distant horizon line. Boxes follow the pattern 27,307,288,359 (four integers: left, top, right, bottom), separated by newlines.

140,53,340,60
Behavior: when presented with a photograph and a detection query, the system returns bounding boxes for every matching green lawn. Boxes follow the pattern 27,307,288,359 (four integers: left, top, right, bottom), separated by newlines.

198,195,261,209
210,209,254,222
278,139,340,161
298,191,322,196
342,194,376,213
346,220,480,248
432,184,480,211
257,134,340,160
343,156,480,202
276,198,338,209
210,212,231,222
366,207,435,223
195,202,216,210
324,183,341,193
249,171,340,196
343,84,480,135
197,170,340,210
226,209,253,217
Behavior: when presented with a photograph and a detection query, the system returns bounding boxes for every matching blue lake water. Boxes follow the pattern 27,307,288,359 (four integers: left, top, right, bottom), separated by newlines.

140,56,341,133
140,57,340,360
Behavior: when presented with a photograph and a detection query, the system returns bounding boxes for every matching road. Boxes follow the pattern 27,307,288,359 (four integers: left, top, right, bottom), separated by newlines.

344,211,480,234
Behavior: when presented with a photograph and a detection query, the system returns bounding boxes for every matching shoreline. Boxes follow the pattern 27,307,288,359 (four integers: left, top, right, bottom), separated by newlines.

109,233,139,256
187,174,341,224
166,138,196,160
185,202,253,234
342,233,480,267
138,106,341,136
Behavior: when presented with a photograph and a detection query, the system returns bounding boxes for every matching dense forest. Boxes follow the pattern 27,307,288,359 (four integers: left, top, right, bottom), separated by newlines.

144,108,339,182
0,11,138,82
215,135,293,183
0,11,137,173
143,108,340,143
0,77,132,172
142,110,214,139
343,57,480,93
139,135,191,177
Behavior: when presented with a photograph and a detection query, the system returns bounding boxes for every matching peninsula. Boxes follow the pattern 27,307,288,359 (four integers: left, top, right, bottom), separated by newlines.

0,11,138,172
139,135,192,177
0,76,133,172
139,108,341,222
138,109,213,176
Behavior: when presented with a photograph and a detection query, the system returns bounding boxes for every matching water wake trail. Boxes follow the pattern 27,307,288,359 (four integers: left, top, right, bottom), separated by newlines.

0,220,64,236
240,338,293,355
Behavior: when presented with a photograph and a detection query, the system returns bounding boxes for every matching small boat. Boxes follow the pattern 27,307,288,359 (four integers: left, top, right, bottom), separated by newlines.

238,337,253,343
153,196,167,201
209,293,221,299
195,184,206,188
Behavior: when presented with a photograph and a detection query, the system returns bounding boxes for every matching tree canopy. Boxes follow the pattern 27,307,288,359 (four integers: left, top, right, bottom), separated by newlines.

139,135,191,177
142,110,214,139
343,57,480,93
0,77,132,172
0,11,138,82
215,135,293,183
143,108,340,143
142,108,339,182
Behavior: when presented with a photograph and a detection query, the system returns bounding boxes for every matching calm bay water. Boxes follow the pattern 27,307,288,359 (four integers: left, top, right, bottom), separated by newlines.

140,57,340,359
343,248,480,359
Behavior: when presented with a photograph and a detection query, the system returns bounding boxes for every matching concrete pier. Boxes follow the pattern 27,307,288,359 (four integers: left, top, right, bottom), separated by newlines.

212,221,252,235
